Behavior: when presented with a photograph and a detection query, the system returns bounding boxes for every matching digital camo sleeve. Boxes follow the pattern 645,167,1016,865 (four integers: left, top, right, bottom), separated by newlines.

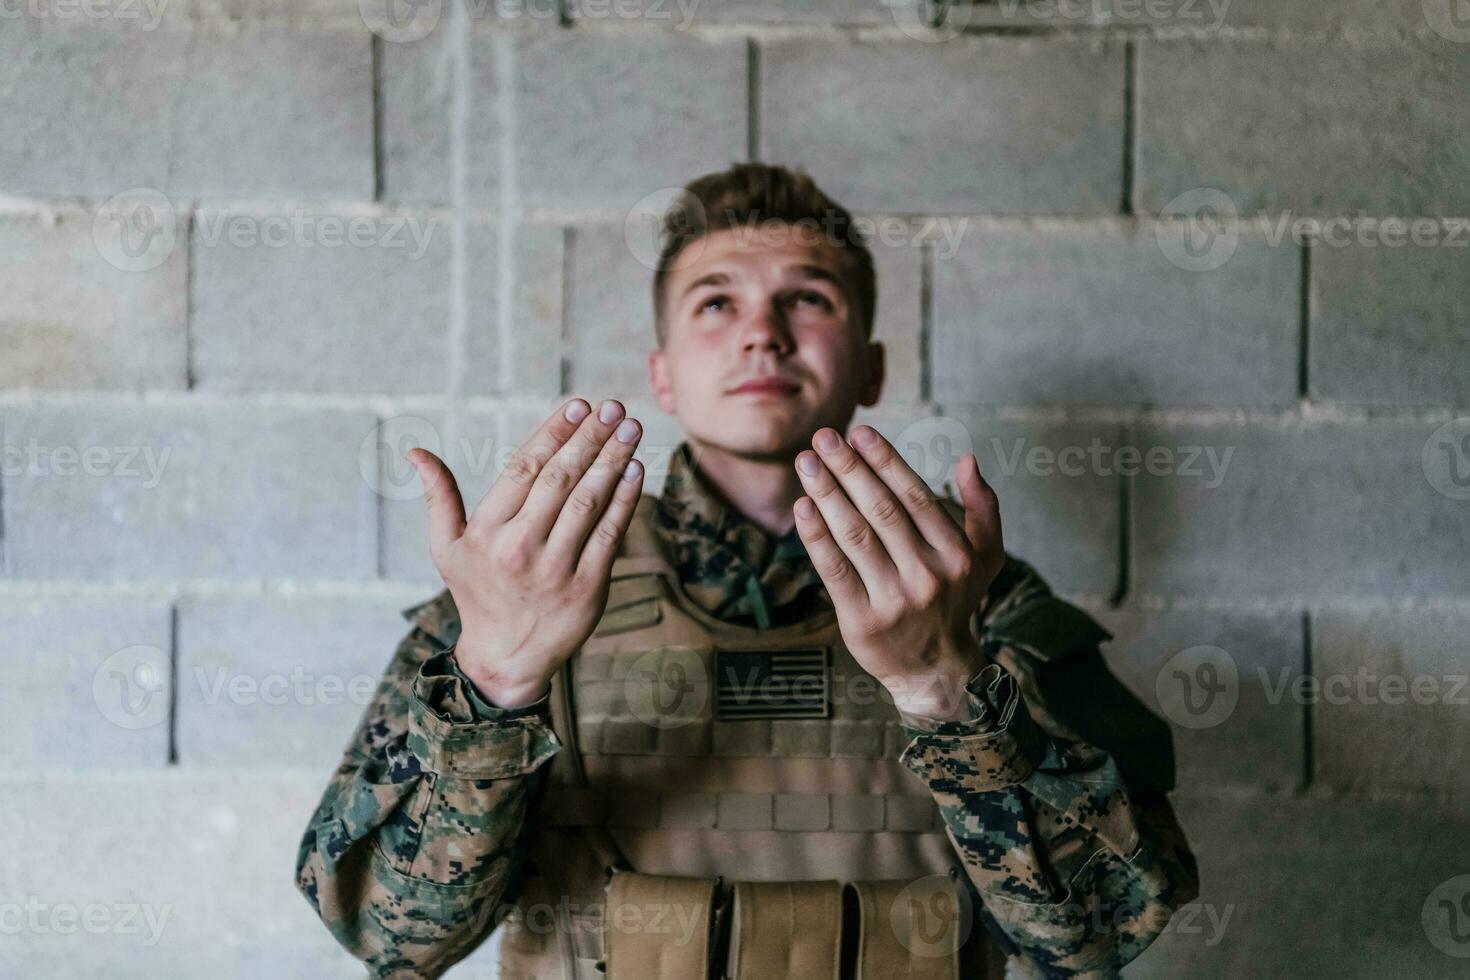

294,619,561,979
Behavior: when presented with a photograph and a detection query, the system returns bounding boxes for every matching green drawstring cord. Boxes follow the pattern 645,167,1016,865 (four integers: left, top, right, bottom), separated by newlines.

744,573,771,630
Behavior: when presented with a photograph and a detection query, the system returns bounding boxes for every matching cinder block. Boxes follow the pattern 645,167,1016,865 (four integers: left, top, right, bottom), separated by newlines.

566,225,661,402
717,792,773,831
1137,38,1470,215
1132,420,1470,599
175,595,416,769
1310,238,1470,406
916,413,1121,597
0,22,371,199
2,402,377,579
1094,607,1304,793
0,211,186,390
566,0,887,26
0,597,172,771
379,24,504,206
870,239,923,404
0,773,368,978
518,33,746,211
1128,790,1470,977
932,224,1300,407
761,37,1123,214
1313,608,1470,799
192,214,561,395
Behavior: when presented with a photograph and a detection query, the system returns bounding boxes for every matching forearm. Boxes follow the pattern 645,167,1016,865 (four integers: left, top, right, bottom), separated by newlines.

295,630,561,978
900,664,1199,976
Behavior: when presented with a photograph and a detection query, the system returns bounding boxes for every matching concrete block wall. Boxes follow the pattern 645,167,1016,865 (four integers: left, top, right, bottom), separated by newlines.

2,1,1468,975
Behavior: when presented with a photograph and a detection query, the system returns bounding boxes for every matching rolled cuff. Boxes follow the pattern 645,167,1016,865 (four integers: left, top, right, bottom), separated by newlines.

408,649,561,779
898,663,1048,793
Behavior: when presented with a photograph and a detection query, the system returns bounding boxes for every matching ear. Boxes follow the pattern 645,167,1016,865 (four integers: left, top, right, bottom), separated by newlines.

648,347,678,414
858,340,885,407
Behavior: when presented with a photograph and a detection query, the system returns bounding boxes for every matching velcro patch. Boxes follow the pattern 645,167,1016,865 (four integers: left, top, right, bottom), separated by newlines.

714,647,831,721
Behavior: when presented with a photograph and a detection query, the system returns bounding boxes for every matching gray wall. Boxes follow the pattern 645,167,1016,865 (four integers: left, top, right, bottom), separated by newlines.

2,1,1469,976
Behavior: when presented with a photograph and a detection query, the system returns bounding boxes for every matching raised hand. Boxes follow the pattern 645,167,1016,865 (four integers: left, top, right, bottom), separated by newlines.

407,398,644,708
790,425,1006,721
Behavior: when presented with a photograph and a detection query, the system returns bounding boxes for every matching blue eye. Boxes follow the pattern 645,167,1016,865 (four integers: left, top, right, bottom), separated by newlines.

793,291,833,311
698,296,729,315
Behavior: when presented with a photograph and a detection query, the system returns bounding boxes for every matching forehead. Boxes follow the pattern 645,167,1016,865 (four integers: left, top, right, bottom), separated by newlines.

665,225,849,290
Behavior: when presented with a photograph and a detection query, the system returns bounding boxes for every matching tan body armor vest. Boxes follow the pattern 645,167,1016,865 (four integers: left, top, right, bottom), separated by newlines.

495,496,1004,980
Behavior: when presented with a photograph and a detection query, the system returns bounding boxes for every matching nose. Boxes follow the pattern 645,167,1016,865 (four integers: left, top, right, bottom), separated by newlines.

738,302,793,355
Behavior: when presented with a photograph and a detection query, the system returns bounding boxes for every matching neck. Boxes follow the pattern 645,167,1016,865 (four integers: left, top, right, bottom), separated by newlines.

684,436,807,538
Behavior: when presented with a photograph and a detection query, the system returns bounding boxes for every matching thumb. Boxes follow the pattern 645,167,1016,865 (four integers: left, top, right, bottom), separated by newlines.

956,452,1001,557
408,448,467,558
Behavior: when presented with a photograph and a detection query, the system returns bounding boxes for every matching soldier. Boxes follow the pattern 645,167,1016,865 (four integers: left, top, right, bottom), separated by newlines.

295,163,1198,979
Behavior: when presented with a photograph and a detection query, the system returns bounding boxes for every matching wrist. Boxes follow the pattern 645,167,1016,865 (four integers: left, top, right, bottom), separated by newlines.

452,632,554,710
883,640,986,722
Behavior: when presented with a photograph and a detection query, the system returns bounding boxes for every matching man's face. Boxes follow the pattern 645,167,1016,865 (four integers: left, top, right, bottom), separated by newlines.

648,225,884,463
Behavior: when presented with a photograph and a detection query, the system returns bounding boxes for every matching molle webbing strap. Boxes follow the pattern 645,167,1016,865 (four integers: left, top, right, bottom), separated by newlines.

603,872,719,980
550,662,629,876
727,880,843,980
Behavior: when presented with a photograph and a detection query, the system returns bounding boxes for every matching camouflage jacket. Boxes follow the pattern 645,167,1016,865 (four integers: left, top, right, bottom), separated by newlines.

295,441,1198,978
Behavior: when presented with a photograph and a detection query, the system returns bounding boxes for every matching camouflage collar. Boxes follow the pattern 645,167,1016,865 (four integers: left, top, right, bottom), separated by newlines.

652,441,827,629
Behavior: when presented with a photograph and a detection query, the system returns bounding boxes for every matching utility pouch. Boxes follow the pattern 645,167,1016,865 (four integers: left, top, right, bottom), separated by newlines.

725,880,844,980
603,871,721,980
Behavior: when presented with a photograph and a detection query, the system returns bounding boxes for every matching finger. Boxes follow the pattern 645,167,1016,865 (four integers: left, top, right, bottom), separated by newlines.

408,448,467,562
809,427,929,576
545,413,643,561
470,397,593,527
847,425,967,554
791,495,869,611
956,452,1004,564
576,457,644,581
794,442,897,588
518,399,630,540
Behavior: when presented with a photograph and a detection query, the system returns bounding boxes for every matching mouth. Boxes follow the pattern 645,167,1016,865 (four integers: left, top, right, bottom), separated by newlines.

728,378,801,397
